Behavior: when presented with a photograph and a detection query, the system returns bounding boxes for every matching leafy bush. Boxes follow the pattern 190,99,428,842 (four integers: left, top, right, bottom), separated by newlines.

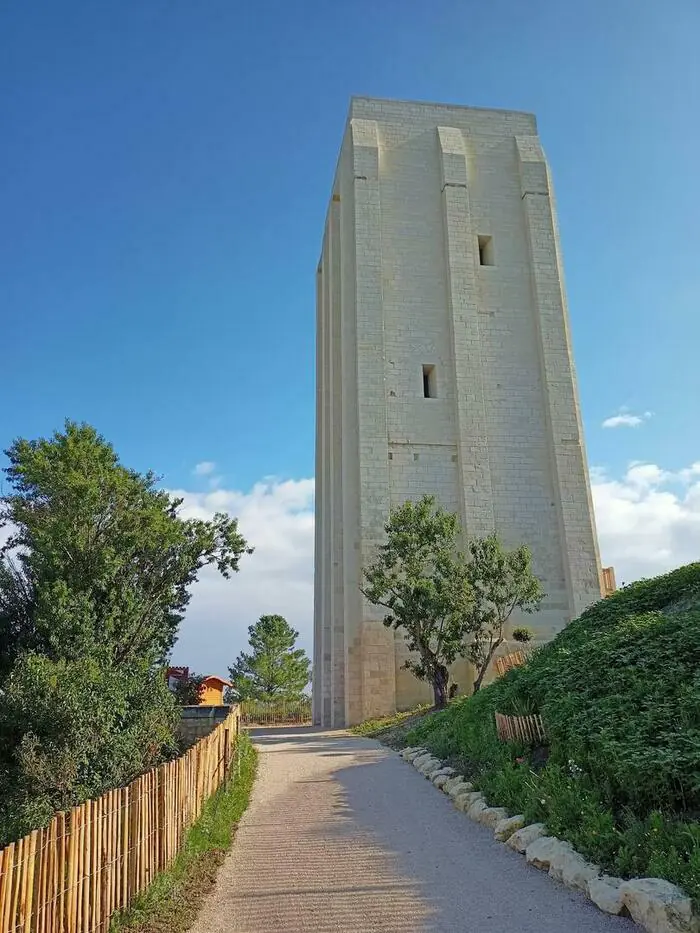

405,563,700,903
0,654,179,845
0,422,251,845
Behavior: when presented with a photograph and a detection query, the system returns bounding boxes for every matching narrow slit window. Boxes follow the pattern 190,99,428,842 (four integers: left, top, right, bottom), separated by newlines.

478,234,494,266
422,365,436,398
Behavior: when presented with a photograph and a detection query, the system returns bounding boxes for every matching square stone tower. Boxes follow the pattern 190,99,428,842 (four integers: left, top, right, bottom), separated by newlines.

314,97,602,728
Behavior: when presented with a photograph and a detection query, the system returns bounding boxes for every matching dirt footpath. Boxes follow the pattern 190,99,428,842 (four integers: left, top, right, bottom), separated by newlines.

189,727,630,933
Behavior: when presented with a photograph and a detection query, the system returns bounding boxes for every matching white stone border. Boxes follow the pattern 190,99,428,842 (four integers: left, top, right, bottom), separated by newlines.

401,747,699,933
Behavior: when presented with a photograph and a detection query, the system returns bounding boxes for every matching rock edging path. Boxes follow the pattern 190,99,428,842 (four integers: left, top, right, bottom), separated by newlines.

403,746,699,933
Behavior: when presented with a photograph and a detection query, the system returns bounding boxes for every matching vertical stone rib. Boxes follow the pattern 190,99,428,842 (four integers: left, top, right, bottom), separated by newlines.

320,230,332,727
328,198,345,727
515,135,602,618
350,118,396,721
312,265,323,725
437,126,495,540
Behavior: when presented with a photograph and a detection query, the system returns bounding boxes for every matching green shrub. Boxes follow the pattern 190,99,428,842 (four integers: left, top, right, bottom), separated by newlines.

405,562,700,904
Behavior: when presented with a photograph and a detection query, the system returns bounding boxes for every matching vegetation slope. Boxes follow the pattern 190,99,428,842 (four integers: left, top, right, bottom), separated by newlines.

404,562,700,902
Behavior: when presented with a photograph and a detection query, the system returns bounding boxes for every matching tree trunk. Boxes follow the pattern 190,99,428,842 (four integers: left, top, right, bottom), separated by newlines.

472,636,504,694
432,664,449,708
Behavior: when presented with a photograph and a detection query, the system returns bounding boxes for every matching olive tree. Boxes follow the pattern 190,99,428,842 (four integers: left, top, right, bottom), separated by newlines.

361,497,474,708
361,495,543,706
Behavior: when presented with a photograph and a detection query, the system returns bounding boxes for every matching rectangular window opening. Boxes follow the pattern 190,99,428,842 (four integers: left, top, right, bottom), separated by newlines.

478,234,494,266
422,364,436,398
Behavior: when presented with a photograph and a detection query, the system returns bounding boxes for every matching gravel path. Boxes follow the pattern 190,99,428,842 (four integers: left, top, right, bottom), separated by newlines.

190,727,631,933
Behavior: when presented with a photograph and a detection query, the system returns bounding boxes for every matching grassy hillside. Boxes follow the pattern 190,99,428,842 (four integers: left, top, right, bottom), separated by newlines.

405,562,700,902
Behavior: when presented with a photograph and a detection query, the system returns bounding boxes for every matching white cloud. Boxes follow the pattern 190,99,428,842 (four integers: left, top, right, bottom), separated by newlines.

0,522,13,551
3,455,699,680
679,462,700,483
602,408,653,429
169,478,315,677
171,459,700,677
592,461,700,584
193,461,216,476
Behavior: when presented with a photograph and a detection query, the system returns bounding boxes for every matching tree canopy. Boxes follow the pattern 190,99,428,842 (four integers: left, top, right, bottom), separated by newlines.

361,496,474,707
463,534,543,692
361,495,543,706
0,421,252,844
229,614,310,701
171,671,207,706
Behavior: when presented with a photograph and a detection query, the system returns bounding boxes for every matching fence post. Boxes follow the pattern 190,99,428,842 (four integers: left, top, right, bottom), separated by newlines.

223,729,230,784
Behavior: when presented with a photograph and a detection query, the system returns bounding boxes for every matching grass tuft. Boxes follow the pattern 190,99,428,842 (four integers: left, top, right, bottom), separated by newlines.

350,705,432,740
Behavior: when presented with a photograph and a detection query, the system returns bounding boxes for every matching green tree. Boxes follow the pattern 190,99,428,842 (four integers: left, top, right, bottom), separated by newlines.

0,421,252,844
361,496,475,708
171,672,207,706
464,535,543,693
361,496,544,706
229,615,310,700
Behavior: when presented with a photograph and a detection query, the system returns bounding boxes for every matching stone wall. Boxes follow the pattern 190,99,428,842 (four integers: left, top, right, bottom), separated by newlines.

178,704,234,748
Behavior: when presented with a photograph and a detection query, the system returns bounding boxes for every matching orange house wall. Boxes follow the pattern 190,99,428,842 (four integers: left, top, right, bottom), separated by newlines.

200,682,226,705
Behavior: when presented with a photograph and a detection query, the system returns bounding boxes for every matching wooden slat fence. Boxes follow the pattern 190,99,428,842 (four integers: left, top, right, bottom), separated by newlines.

0,707,240,933
602,566,617,597
494,711,547,744
240,699,311,726
494,650,529,677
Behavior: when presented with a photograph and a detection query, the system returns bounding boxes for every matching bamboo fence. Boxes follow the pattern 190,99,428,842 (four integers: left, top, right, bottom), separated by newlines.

601,566,617,597
494,711,547,744
0,707,240,933
494,650,529,677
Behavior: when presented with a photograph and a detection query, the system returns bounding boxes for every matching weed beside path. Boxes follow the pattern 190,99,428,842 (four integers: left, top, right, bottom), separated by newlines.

350,704,432,743
111,735,257,933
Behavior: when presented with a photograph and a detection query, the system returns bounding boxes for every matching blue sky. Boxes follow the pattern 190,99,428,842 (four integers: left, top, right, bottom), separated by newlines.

2,1,699,673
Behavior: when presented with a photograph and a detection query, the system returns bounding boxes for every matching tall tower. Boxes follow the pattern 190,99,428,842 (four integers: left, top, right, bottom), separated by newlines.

314,97,602,728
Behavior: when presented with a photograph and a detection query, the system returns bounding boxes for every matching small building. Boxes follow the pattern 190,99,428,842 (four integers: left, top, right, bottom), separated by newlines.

166,666,189,690
200,675,232,706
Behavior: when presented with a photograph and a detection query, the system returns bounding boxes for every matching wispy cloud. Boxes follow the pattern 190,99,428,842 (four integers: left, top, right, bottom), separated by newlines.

193,461,216,476
5,453,696,680
592,460,700,584
602,408,653,429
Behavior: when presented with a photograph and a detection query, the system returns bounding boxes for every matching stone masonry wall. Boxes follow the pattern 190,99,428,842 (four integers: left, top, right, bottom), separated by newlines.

314,98,602,727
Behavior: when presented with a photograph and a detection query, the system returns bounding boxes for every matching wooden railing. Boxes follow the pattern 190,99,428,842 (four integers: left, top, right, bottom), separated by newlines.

0,707,240,933
602,566,617,597
495,711,547,744
494,650,530,677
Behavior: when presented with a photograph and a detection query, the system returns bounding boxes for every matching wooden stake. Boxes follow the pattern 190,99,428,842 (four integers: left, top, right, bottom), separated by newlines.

38,823,49,933
20,829,39,933
81,800,91,933
57,813,67,933
121,786,129,911
0,843,12,933
66,809,78,933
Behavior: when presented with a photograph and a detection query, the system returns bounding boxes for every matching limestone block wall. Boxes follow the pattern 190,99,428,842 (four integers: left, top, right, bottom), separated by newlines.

313,98,602,728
